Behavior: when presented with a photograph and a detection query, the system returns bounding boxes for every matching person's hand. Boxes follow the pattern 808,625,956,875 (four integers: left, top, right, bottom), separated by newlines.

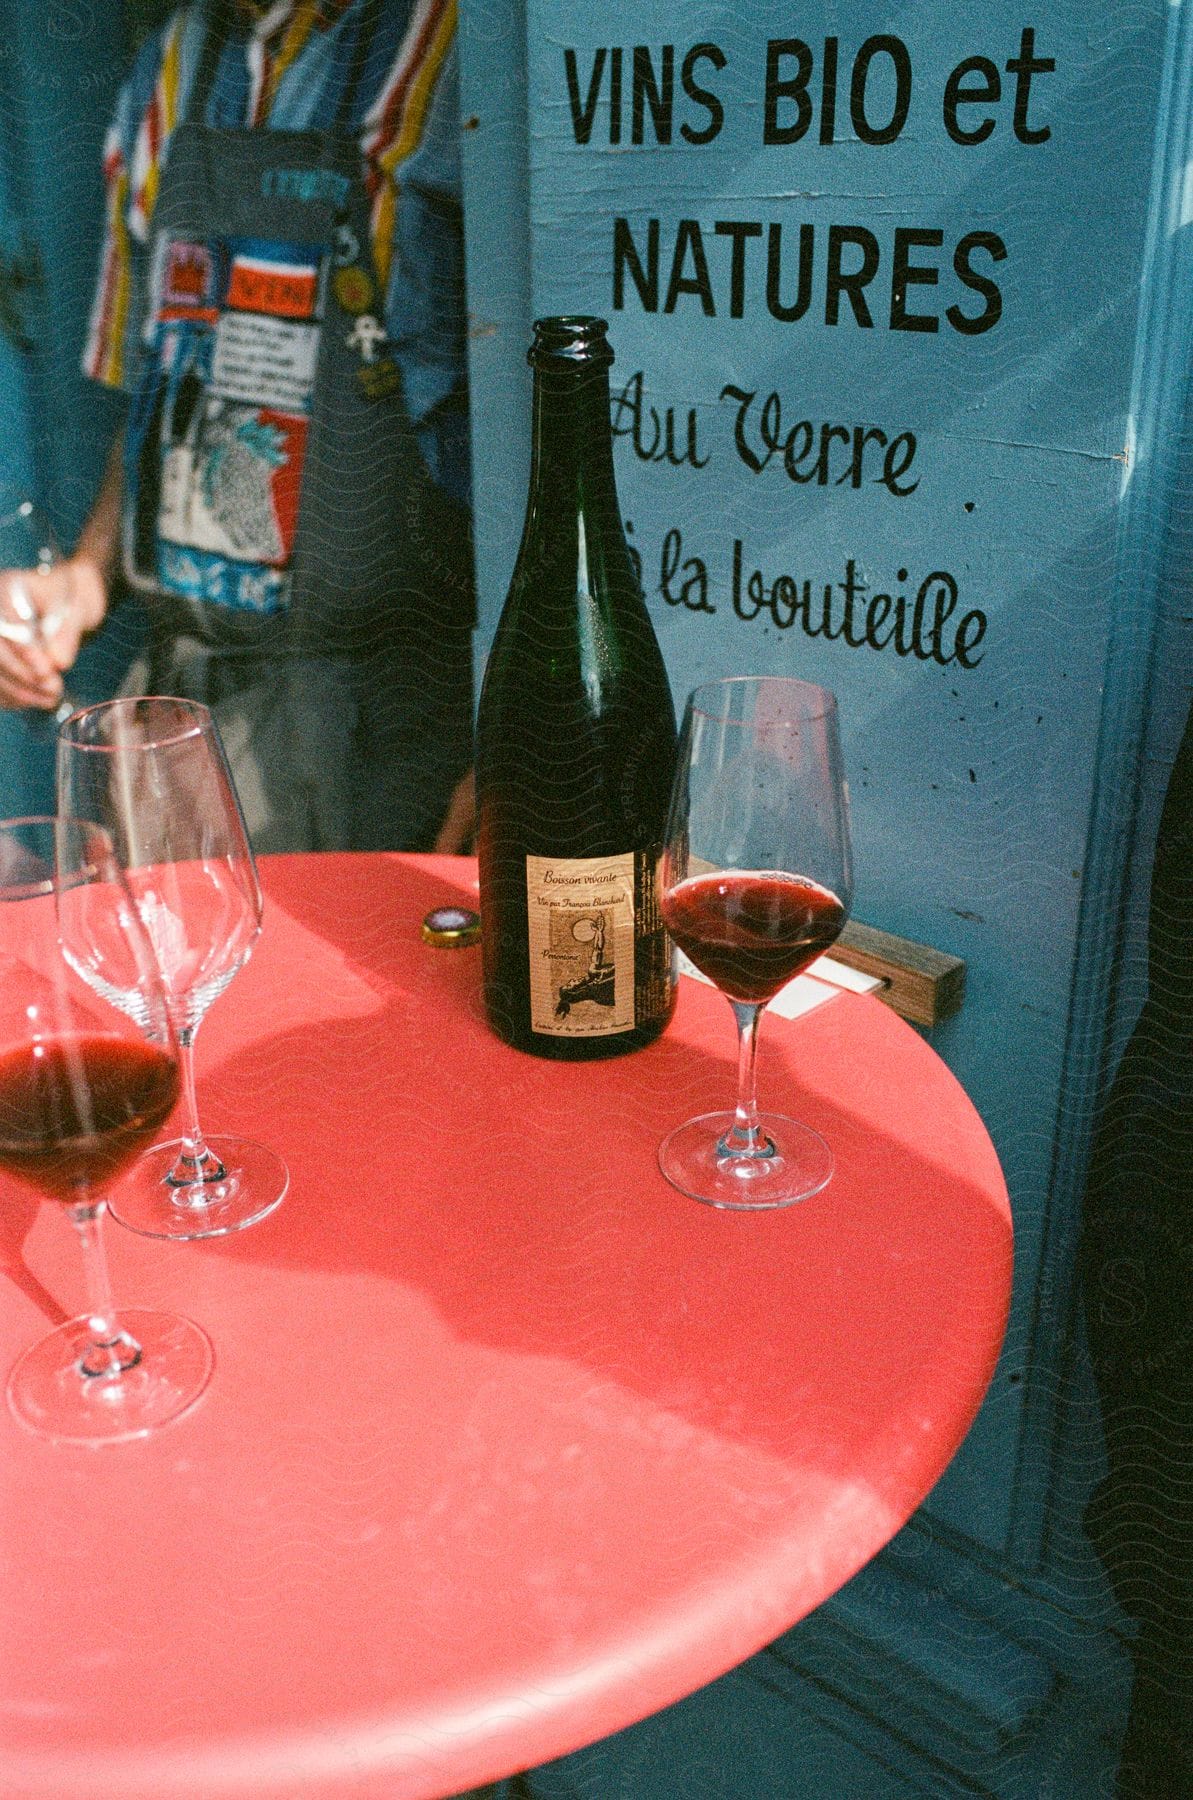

0,555,107,712
432,767,476,855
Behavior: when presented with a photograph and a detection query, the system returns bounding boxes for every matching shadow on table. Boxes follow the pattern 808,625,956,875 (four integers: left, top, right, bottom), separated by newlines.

197,854,1010,1515
0,1188,69,1328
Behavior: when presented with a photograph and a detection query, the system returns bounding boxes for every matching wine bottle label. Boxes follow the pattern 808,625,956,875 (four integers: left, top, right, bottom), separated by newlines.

526,853,637,1036
635,849,675,1022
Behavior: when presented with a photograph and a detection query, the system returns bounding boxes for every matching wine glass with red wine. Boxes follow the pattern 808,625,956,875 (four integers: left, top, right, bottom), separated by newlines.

0,817,212,1442
658,676,853,1209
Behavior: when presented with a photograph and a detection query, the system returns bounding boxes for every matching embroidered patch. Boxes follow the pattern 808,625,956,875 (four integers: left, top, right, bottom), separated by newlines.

333,266,375,314
357,360,401,400
159,398,306,570
162,240,217,313
261,167,350,209
226,252,319,321
156,542,292,614
333,222,361,268
212,313,318,415
345,314,386,364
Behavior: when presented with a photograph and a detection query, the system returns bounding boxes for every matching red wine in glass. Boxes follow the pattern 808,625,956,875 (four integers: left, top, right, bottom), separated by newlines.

663,871,847,1006
658,677,853,1209
0,1034,179,1200
1,816,212,1444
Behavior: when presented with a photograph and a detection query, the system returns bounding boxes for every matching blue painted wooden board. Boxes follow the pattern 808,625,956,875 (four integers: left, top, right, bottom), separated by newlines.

462,0,1190,1566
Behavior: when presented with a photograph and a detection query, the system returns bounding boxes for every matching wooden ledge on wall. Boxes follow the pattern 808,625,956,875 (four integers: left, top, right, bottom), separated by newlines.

829,922,967,1028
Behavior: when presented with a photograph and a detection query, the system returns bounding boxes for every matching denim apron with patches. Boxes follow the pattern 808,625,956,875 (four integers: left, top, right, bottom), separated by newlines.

119,16,474,852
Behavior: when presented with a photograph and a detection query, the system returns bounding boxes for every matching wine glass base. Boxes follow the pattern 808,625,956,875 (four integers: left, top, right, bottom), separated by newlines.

108,1136,289,1241
7,1309,213,1444
658,1111,834,1210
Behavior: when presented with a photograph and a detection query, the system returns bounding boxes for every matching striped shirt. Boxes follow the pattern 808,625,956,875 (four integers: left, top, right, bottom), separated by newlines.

83,0,469,502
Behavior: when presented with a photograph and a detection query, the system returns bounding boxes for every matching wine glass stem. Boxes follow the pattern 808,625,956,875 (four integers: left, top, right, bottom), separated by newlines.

69,1200,141,1378
722,1000,772,1159
167,1028,227,1190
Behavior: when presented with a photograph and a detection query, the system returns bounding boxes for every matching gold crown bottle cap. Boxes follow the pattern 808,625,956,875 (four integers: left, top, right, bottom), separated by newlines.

421,905,481,948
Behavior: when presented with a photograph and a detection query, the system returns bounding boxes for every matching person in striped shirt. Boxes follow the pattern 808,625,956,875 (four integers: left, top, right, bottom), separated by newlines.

1,0,477,854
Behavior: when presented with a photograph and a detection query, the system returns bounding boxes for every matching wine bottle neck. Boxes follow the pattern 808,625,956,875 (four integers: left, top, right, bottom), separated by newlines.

527,366,620,515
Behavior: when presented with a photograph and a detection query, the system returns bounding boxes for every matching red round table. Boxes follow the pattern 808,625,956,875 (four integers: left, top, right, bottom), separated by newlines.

0,854,1011,1800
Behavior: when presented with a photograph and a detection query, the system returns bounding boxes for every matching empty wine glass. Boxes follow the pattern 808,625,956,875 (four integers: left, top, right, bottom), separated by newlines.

57,697,288,1239
0,815,212,1442
0,500,81,729
658,676,853,1209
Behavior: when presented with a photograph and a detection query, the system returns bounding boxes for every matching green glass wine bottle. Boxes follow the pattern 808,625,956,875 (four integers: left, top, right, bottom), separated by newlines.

475,315,678,1059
